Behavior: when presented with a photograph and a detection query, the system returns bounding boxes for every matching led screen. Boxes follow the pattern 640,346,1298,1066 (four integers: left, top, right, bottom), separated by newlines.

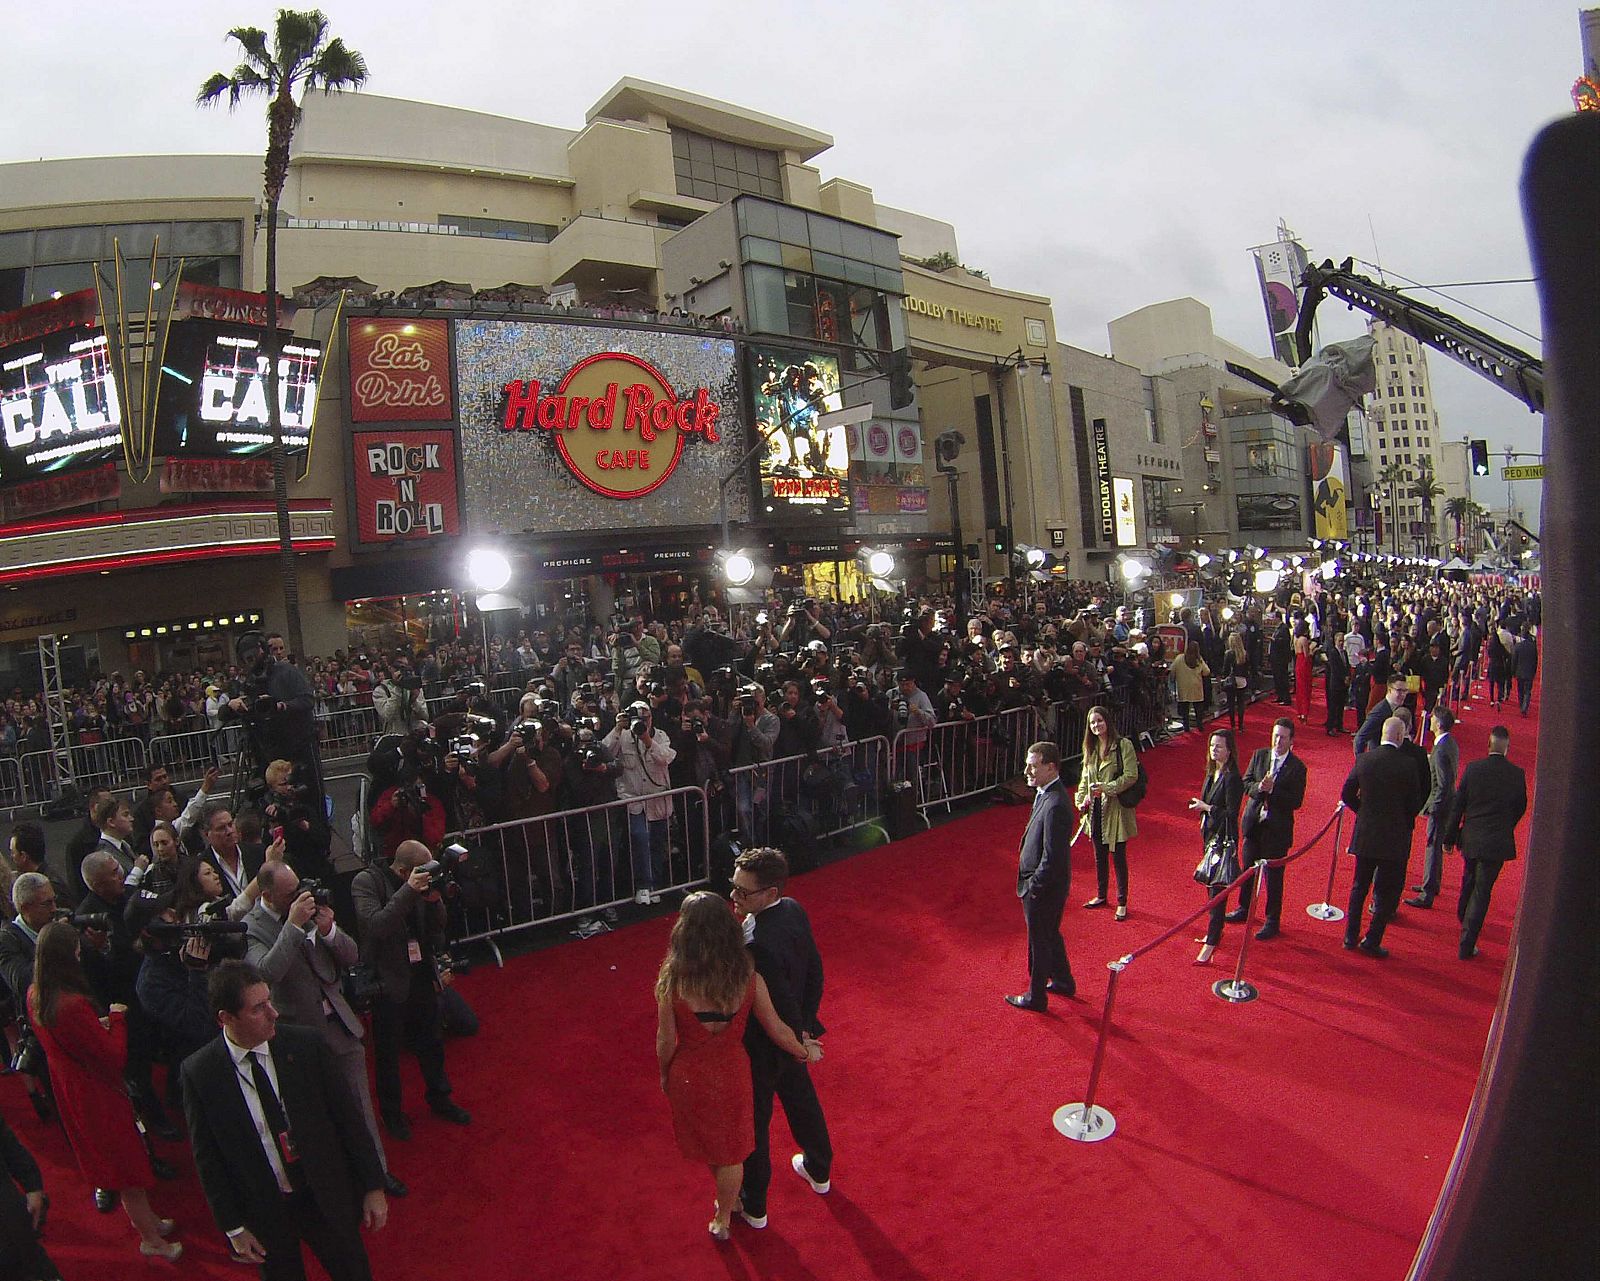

749,345,850,519
152,320,321,457
0,327,124,484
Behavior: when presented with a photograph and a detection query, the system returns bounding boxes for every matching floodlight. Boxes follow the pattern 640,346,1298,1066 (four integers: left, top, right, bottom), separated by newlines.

466,548,512,593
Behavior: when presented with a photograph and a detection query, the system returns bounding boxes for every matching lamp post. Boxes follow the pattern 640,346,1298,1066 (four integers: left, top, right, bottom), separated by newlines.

934,430,969,620
990,347,1052,577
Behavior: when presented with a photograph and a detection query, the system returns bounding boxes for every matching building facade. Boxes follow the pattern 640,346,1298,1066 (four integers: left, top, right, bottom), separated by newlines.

1363,320,1448,554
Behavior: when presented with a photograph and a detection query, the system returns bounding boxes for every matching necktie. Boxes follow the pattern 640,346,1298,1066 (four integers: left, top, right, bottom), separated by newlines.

249,1050,304,1190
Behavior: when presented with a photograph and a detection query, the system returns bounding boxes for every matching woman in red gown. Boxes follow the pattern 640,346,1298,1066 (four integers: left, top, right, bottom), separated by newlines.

1293,629,1315,723
28,922,182,1261
656,892,817,1240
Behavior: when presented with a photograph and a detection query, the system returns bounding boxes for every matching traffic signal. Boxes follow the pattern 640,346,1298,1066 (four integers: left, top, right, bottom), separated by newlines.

888,348,915,410
1470,439,1490,476
992,525,1011,557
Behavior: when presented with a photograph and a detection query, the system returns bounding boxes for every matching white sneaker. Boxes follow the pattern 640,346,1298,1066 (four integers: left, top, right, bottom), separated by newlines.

738,1206,767,1229
633,889,651,905
791,1152,829,1194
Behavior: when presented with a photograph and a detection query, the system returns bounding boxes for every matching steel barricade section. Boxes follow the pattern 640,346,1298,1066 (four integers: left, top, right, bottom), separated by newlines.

893,706,1041,818
444,785,712,945
723,737,891,852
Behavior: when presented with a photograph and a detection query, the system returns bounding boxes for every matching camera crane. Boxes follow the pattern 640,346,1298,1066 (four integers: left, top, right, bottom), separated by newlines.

1291,257,1544,415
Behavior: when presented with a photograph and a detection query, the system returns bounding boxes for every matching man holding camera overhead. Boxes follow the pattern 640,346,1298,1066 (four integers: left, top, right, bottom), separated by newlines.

352,839,471,1141
248,862,407,1198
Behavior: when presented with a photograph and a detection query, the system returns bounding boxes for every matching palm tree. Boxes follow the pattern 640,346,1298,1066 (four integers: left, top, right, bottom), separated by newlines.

199,11,368,659
1409,457,1445,556
1377,461,1408,556
1444,495,1471,551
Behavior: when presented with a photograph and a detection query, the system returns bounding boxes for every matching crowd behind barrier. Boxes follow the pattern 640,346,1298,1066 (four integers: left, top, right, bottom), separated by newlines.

0,568,1544,1268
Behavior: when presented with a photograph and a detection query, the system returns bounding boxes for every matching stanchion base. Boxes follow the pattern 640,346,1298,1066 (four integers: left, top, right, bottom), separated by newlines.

1212,979,1259,1003
1053,1103,1117,1143
1305,903,1346,922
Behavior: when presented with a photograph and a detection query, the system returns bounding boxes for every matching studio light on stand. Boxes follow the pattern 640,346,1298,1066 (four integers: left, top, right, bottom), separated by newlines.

465,547,521,654
717,547,771,605
857,546,902,592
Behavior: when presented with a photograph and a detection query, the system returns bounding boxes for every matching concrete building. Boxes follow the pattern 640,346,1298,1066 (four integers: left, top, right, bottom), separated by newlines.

1364,320,1448,554
1107,298,1306,551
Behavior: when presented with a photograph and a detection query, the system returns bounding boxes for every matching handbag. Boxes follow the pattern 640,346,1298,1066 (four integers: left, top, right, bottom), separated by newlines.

1193,806,1241,889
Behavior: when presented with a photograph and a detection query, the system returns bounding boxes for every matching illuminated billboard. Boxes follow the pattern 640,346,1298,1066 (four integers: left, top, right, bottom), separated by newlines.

0,327,124,485
152,320,321,457
749,346,850,519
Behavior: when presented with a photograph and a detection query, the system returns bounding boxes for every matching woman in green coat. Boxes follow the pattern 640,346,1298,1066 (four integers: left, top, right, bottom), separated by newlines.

1075,704,1139,920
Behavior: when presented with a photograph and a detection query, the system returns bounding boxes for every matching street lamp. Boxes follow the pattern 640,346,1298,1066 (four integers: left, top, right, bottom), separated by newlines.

990,348,1052,576
934,429,969,619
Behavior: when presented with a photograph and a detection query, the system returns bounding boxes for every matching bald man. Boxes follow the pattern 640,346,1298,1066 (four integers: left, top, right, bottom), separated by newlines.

352,840,470,1140
1339,716,1428,957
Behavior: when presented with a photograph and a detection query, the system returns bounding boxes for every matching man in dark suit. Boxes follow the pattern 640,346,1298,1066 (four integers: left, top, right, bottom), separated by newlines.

1228,718,1308,940
731,847,831,1230
1269,616,1293,704
182,960,386,1279
1407,706,1460,908
7,821,78,912
1512,628,1539,716
1007,740,1077,1011
91,793,138,874
1444,725,1528,959
1339,716,1427,957
246,863,406,1198
1354,677,1409,755
199,802,265,906
63,786,113,904
1323,635,1351,735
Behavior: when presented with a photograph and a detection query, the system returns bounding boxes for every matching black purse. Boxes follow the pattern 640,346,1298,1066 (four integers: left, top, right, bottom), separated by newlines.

1194,802,1241,889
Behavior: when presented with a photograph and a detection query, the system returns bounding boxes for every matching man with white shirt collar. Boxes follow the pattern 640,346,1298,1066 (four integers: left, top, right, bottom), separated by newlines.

200,801,264,908
1228,718,1309,940
245,863,406,1200
92,793,139,874
182,960,386,1279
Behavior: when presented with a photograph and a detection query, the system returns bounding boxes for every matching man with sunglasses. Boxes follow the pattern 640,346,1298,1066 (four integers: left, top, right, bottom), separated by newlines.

729,847,831,1230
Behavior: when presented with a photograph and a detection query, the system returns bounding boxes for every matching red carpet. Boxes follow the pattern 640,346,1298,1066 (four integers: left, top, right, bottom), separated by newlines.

7,675,1537,1280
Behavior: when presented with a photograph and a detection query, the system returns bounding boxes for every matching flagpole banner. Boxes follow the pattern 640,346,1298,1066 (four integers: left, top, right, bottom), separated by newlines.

1253,239,1310,368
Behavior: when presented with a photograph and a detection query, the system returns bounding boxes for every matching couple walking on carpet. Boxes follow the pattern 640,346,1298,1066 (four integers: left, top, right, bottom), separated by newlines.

656,847,833,1241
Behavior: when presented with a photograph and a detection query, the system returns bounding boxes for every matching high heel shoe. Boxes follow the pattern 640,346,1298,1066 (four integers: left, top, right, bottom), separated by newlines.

708,1215,731,1242
1114,906,1127,921
1083,897,1108,909
1194,946,1215,966
139,1240,183,1261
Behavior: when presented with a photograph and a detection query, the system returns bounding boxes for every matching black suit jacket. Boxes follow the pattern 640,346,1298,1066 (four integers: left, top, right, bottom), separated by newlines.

202,843,264,898
181,1024,382,1243
743,897,824,1074
1353,700,1395,755
1240,749,1307,858
1340,744,1426,862
1017,778,1074,900
1444,753,1528,863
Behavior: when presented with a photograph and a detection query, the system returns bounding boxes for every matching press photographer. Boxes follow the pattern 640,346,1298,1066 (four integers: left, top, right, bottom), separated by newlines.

602,701,677,905
564,717,622,917
130,890,243,1075
352,839,472,1140
368,735,450,864
372,659,428,737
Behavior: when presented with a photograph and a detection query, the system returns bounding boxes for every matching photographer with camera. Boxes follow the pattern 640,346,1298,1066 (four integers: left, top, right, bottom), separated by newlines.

369,747,450,865
245,862,407,1198
487,708,567,919
2,874,58,1125
564,719,622,924
252,757,333,883
372,660,428,738
843,666,893,743
779,598,832,654
352,839,471,1139
129,889,234,1079
603,701,677,905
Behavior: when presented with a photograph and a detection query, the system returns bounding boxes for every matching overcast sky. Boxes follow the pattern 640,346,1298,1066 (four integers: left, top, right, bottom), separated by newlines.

3,0,1575,514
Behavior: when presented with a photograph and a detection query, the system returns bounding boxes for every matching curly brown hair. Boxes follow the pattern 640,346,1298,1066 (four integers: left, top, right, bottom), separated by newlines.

655,891,752,1010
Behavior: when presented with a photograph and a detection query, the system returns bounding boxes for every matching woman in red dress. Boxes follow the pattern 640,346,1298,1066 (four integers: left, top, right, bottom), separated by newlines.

28,921,182,1261
1293,629,1315,723
656,892,817,1241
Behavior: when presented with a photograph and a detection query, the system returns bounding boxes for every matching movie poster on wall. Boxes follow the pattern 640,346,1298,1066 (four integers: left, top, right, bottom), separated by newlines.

749,346,852,518
453,320,743,535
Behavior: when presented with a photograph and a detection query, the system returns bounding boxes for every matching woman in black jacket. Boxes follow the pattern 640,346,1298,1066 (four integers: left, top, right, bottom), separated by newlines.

1189,728,1243,965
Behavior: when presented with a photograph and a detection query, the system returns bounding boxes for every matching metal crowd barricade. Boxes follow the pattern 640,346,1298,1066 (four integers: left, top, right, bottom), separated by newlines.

1046,697,1093,767
315,696,380,764
893,706,1042,818
446,785,712,957
147,726,242,785
0,754,21,812
722,736,891,851
14,737,149,809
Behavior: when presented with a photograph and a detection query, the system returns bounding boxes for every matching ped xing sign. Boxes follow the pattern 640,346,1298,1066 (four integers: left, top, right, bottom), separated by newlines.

1501,464,1544,481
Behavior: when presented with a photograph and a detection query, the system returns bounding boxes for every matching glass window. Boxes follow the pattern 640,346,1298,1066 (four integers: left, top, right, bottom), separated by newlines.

36,225,103,261
739,200,780,240
808,213,843,255
779,242,812,272
776,204,809,247
812,251,846,280
740,235,782,266
687,133,713,164
0,267,24,311
29,261,96,301
108,222,168,257
0,231,34,269
757,152,781,181
784,270,816,339
171,220,242,254
671,131,690,159
745,264,788,335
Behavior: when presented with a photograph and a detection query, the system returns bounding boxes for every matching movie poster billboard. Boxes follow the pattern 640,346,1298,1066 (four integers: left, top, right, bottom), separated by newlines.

151,320,321,457
1113,476,1138,546
1308,440,1349,540
749,346,851,519
453,320,742,536
0,326,125,485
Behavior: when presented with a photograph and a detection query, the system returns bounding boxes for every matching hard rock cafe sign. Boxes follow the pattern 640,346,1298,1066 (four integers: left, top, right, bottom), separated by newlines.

500,352,721,500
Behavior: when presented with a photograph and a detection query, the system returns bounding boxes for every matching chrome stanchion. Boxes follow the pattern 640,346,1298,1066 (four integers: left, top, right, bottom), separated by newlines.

1306,804,1347,922
1213,864,1263,1003
1053,956,1126,1143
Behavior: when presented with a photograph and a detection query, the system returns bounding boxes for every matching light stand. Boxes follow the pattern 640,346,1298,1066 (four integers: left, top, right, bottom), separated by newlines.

934,430,968,621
